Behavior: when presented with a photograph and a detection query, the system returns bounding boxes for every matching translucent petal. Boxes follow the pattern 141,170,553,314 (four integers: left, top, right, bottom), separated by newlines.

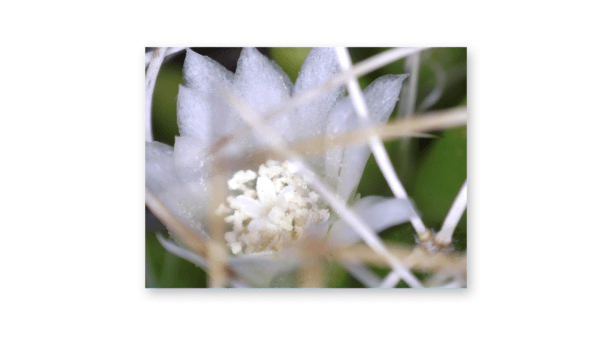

173,136,209,196
145,141,177,197
325,74,408,201
182,48,234,92
327,196,412,248
291,47,345,142
146,141,207,234
336,144,371,203
233,48,291,133
177,84,243,145
156,233,207,269
229,255,299,287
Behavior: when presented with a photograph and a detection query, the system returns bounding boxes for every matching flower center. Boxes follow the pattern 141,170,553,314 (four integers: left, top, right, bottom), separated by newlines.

217,160,330,255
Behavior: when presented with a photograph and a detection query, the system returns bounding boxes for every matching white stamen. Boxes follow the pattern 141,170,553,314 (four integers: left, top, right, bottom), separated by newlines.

220,160,330,255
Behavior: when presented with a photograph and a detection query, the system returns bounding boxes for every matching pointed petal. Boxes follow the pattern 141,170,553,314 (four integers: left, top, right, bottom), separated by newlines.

335,144,371,203
363,74,408,123
324,74,408,200
256,176,277,203
182,48,234,92
327,196,413,248
229,255,299,287
234,47,291,120
291,48,345,142
145,141,177,197
177,84,243,144
179,49,244,142
146,141,208,234
156,233,207,269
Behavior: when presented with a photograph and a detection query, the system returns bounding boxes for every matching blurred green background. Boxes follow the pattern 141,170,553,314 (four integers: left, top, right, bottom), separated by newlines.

146,47,467,288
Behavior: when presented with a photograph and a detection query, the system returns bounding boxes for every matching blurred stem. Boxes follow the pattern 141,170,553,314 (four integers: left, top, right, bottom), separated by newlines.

398,52,420,181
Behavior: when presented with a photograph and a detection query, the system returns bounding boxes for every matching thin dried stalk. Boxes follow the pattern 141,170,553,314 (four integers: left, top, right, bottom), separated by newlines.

206,174,228,288
336,244,467,273
290,107,466,154
145,188,207,257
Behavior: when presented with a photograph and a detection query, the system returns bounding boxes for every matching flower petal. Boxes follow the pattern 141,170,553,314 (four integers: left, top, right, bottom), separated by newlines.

173,136,209,195
325,74,408,202
146,141,208,234
145,141,177,197
229,255,299,287
327,196,413,248
233,48,291,131
290,48,344,142
178,49,245,144
182,48,234,92
156,233,207,269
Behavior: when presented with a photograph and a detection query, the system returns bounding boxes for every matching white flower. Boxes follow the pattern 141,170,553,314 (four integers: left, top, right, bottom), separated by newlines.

146,48,414,287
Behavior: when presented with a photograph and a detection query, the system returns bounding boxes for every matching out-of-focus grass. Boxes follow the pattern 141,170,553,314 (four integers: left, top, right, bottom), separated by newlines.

145,47,467,287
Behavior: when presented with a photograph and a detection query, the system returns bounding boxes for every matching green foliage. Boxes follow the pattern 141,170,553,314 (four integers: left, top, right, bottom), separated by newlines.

146,233,207,288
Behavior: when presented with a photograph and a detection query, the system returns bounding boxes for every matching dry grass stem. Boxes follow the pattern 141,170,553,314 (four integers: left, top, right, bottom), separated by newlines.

336,244,467,273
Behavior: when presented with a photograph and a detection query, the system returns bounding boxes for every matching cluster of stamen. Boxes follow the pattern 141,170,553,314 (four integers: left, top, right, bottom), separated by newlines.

216,160,329,255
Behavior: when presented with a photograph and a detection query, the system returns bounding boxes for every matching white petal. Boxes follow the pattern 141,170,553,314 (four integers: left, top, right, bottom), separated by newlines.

291,48,345,142
256,176,277,203
146,141,209,234
156,233,207,269
234,47,291,122
327,196,413,248
324,74,408,201
336,145,371,203
173,136,209,195
235,195,262,218
362,74,408,123
229,255,299,287
177,84,243,144
182,48,234,92
145,141,177,197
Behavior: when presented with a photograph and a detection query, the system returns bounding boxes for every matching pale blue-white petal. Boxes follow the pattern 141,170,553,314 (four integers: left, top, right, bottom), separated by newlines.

335,144,371,203
290,48,344,142
177,84,243,146
229,255,299,287
269,59,293,95
156,233,207,269
146,141,208,235
324,74,408,202
327,196,412,248
234,48,291,128
182,48,234,92
173,136,210,197
146,141,177,197
179,49,244,144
